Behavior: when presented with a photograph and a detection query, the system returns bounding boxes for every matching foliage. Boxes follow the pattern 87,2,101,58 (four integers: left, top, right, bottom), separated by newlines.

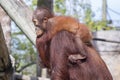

54,0,114,31
32,0,37,6
9,0,38,75
81,3,107,31
54,0,66,14
11,23,36,76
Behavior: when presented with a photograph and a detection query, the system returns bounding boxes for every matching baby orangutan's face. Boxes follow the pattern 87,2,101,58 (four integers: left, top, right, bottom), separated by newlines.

32,7,53,37
32,11,48,37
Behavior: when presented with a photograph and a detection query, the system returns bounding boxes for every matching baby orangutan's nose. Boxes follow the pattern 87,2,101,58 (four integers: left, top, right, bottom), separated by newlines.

33,19,39,26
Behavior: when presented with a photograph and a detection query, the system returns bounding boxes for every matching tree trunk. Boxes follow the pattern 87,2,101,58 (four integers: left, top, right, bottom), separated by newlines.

36,0,53,77
37,0,53,12
0,6,11,52
0,23,13,80
0,6,14,80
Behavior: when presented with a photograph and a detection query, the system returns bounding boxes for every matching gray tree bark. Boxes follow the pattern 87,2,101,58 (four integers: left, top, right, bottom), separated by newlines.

0,6,11,52
0,23,13,80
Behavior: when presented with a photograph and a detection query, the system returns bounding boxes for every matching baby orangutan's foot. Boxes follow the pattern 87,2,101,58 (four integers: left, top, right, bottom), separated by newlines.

68,54,86,64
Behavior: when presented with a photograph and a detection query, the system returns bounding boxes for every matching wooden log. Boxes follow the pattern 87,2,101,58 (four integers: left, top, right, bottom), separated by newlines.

0,0,39,45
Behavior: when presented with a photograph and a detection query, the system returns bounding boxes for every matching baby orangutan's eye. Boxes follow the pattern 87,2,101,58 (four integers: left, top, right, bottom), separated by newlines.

43,17,48,23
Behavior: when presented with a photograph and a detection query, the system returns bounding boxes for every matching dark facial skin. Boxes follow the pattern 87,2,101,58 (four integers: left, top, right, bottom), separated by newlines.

32,7,54,37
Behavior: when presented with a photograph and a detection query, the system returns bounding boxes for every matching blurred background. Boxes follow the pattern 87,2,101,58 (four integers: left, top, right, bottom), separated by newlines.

0,0,120,80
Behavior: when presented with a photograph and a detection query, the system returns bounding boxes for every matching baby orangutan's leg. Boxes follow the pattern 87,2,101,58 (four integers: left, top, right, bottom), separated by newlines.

74,36,88,56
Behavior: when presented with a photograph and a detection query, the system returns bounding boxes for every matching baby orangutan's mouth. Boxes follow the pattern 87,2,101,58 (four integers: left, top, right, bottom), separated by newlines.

35,27,44,38
37,32,44,38
35,26,48,38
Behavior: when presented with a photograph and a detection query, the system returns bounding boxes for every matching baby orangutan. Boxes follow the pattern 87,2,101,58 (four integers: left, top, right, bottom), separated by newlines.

33,7,92,67
33,7,92,42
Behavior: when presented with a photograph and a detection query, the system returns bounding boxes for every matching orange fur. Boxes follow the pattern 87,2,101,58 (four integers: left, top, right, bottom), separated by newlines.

47,16,92,43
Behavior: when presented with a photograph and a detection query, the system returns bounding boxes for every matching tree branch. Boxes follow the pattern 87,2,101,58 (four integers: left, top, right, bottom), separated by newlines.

16,62,36,73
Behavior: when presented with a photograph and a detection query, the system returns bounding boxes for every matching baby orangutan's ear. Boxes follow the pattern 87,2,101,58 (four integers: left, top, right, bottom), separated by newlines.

43,17,48,23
